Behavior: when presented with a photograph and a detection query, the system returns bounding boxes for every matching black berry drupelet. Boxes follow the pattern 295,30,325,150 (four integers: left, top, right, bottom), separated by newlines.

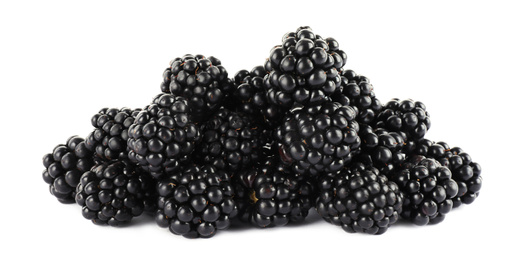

233,66,285,128
193,108,266,173
233,157,316,228
160,54,233,122
88,107,141,161
332,70,382,124
75,160,156,226
391,155,459,225
316,164,404,235
42,135,97,203
358,126,407,176
404,139,482,208
264,26,347,109
375,98,431,140
127,93,201,179
155,164,237,238
275,101,360,178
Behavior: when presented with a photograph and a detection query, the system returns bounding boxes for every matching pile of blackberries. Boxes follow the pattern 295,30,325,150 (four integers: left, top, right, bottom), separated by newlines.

42,27,482,238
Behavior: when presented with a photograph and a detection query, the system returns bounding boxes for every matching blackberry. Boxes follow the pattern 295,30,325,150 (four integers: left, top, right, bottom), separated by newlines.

75,160,155,226
274,101,360,178
127,93,201,179
160,54,233,122
358,126,407,175
264,26,347,109
332,70,382,124
42,135,97,203
391,155,459,225
155,164,237,238
375,98,431,140
234,157,315,228
89,107,141,161
194,108,265,173
316,164,403,234
233,66,284,127
405,139,482,208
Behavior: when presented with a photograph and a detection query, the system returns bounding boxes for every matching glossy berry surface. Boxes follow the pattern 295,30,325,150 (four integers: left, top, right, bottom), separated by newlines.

316,164,403,234
375,98,431,140
275,101,360,178
264,26,347,108
160,54,233,122
75,160,156,226
405,139,482,208
194,108,266,173
233,157,316,228
127,93,201,179
42,135,97,203
88,107,141,161
391,156,459,225
155,164,236,238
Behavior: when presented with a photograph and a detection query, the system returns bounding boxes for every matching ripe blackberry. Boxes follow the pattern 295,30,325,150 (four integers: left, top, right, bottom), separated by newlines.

193,108,265,173
275,101,360,178
233,66,284,127
155,164,237,238
391,155,459,225
358,127,407,175
42,135,97,203
75,160,155,226
264,26,347,109
332,70,382,124
233,157,316,228
316,164,403,234
160,54,234,122
405,139,482,208
89,107,141,161
127,93,201,179
375,98,431,140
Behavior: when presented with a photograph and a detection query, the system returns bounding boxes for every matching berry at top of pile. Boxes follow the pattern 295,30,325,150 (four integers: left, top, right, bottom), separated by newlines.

275,101,360,178
155,164,237,238
127,93,201,179
160,54,234,122
264,26,347,109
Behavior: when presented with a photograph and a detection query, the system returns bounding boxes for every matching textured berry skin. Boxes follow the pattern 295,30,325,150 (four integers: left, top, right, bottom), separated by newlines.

194,108,265,173
160,54,233,122
89,107,141,161
233,157,316,228
127,94,201,179
75,160,156,226
332,70,382,124
358,126,407,175
391,156,459,225
275,101,360,178
375,98,431,140
316,164,403,235
405,139,482,208
264,26,347,109
42,136,97,203
233,66,285,128
155,165,237,238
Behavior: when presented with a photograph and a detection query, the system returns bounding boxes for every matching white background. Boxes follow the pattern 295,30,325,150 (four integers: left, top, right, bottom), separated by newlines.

1,0,523,259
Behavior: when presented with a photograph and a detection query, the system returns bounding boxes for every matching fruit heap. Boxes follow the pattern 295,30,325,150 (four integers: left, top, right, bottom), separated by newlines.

42,27,482,238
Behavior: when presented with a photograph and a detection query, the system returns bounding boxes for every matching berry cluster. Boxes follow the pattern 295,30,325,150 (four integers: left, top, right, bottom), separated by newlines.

42,26,482,238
